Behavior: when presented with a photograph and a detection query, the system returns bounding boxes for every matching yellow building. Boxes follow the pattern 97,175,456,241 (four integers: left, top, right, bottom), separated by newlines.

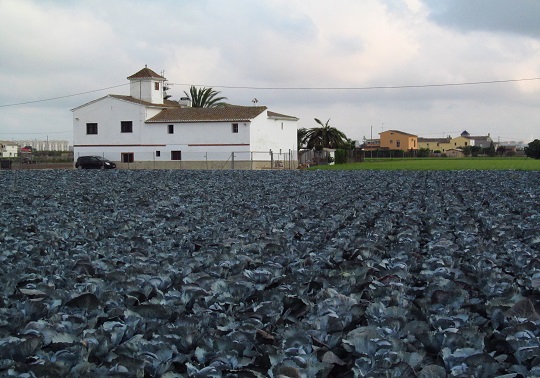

449,136,473,149
379,130,418,150
418,135,473,152
418,137,451,152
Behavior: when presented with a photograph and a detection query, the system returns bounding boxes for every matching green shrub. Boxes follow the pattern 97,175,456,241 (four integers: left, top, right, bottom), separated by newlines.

525,139,540,159
335,149,348,164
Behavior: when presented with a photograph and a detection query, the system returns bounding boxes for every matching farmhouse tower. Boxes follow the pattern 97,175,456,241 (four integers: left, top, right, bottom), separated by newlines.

127,65,166,105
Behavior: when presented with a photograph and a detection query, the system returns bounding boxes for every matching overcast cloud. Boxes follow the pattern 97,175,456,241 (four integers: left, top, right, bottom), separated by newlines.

1,0,539,145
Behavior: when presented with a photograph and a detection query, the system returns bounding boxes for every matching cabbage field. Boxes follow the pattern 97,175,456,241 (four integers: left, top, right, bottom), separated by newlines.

0,169,539,377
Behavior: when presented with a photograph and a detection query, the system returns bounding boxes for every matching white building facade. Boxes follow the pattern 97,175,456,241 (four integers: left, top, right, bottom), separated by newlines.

0,142,18,158
15,140,70,151
73,67,298,169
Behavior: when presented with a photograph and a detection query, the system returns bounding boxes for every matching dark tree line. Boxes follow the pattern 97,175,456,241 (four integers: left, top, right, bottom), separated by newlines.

525,139,540,159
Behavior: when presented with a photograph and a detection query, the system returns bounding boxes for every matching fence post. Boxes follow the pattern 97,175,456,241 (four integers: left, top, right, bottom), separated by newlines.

289,149,291,170
270,150,273,170
231,152,235,170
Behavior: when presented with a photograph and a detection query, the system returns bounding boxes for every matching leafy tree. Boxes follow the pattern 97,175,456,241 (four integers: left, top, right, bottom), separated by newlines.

525,139,540,159
461,146,472,157
184,86,228,108
496,145,506,156
417,147,431,158
334,149,348,164
303,118,348,150
483,142,496,157
470,146,482,157
345,138,357,150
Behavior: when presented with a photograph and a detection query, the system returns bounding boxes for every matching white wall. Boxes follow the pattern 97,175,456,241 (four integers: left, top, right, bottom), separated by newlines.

73,97,146,151
129,79,164,104
1,144,18,157
250,113,298,154
143,121,250,145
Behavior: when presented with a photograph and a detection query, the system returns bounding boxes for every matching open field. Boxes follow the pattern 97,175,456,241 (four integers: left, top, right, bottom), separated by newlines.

1,170,540,376
314,157,540,171
2,157,539,172
9,162,74,170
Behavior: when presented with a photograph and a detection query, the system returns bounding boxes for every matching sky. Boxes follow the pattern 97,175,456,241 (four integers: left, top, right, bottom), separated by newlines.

1,0,539,145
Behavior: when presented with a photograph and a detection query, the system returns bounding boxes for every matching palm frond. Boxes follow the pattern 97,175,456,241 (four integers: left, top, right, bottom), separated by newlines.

184,86,228,108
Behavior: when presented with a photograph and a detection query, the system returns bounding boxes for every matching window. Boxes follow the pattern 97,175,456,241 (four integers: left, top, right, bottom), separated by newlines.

396,140,401,147
155,82,160,90
121,152,134,163
156,151,161,157
121,121,133,133
168,124,174,134
390,140,393,144
86,123,98,135
171,151,182,160
232,123,239,133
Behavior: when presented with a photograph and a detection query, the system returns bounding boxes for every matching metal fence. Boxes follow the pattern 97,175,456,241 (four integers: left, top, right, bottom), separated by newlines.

298,149,364,167
73,150,299,170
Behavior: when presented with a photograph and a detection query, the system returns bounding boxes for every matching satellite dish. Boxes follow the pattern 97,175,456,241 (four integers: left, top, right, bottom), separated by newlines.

252,98,258,104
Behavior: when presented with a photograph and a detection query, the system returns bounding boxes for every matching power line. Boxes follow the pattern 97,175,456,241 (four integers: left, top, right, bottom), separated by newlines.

171,77,540,90
1,76,539,109
0,83,128,108
0,130,71,135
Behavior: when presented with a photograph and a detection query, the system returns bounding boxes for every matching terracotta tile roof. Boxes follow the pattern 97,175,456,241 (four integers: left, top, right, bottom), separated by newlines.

146,106,269,123
109,95,181,108
267,111,299,121
418,137,451,143
381,129,418,137
127,67,165,80
469,135,492,141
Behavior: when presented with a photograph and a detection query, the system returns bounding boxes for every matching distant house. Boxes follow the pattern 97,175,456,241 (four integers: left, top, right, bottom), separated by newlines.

445,148,465,158
362,139,381,151
468,135,493,149
0,141,18,158
419,131,495,152
72,67,299,169
449,135,473,149
417,137,452,152
379,130,418,150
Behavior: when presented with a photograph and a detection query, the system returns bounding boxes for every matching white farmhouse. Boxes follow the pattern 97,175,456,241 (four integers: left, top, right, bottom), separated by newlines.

72,67,298,169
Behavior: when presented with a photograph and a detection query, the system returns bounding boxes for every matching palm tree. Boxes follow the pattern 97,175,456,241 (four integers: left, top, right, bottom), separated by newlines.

303,118,348,149
184,86,228,108
297,128,309,149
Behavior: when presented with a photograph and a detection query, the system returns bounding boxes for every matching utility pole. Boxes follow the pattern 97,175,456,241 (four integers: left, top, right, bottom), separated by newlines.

370,125,373,158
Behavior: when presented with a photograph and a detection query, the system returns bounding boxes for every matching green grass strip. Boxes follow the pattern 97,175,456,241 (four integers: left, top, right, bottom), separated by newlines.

311,157,540,171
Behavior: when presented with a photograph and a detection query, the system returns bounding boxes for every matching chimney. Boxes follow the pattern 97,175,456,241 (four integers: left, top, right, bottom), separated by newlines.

178,97,192,107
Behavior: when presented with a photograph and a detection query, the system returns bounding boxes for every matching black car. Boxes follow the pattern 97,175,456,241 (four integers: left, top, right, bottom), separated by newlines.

75,156,116,169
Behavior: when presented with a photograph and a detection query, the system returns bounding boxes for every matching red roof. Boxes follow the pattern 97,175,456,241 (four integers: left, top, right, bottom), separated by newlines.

127,67,165,80
380,129,418,137
146,106,268,123
109,95,180,108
